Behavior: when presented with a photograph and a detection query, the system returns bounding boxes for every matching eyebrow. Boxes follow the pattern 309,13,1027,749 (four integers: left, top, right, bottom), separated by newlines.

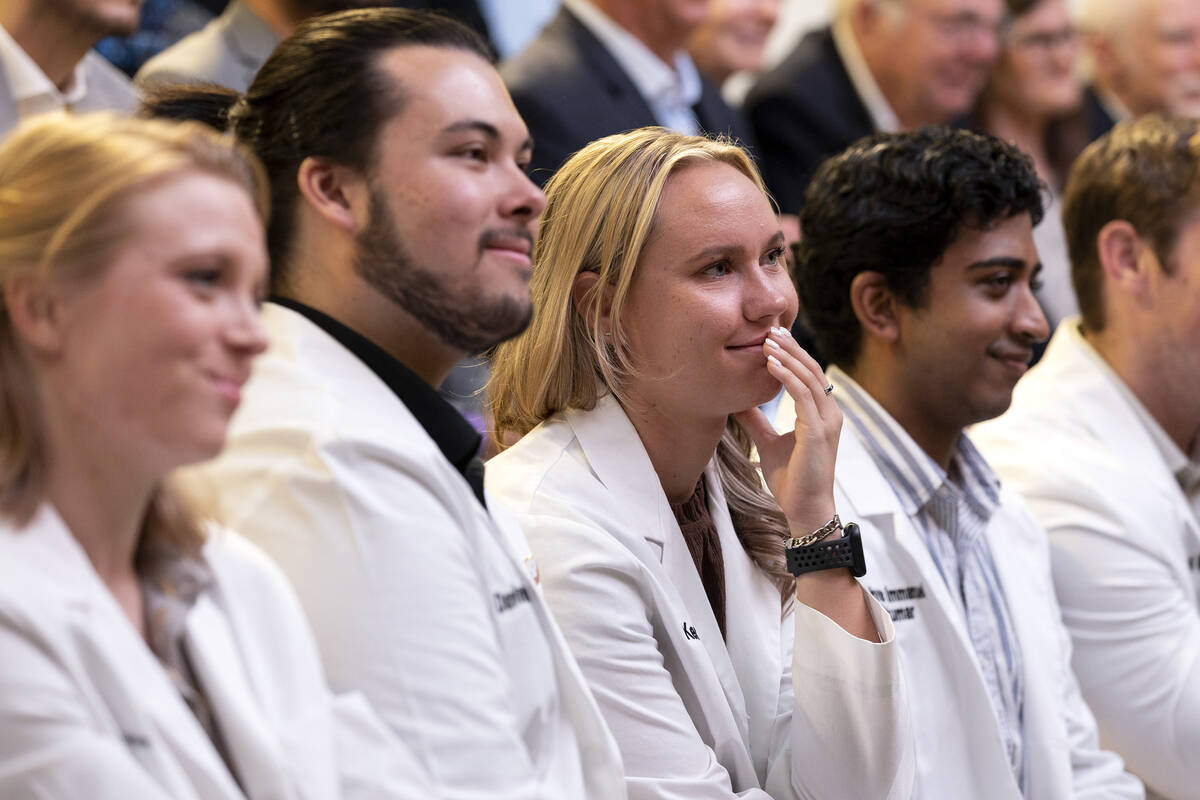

687,230,786,263
966,256,1036,271
442,119,534,153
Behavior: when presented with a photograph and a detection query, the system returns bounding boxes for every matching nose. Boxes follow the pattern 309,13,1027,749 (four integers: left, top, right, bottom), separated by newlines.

745,262,795,325
1013,281,1050,344
757,0,780,25
502,161,547,225
226,294,269,357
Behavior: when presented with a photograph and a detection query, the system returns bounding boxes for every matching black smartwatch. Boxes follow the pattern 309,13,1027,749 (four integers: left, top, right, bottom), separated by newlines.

785,522,867,578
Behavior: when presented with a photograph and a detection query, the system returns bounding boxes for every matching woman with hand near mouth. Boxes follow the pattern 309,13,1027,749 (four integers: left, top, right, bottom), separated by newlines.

0,113,430,800
486,127,911,800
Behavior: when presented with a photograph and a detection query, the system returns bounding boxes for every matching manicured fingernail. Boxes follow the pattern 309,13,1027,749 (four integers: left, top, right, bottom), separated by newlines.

769,326,785,337
767,354,782,367
764,337,780,350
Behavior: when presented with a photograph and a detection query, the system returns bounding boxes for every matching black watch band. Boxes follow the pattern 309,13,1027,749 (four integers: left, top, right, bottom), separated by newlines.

786,522,867,578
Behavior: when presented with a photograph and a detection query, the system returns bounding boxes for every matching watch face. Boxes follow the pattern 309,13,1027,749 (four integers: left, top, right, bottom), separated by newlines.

847,523,867,578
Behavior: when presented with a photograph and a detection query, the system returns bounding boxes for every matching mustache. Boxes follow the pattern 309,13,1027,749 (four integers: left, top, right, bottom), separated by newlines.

479,228,535,252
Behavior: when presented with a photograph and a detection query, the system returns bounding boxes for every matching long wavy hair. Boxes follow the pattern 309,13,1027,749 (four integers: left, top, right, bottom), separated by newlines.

0,112,268,554
488,127,792,596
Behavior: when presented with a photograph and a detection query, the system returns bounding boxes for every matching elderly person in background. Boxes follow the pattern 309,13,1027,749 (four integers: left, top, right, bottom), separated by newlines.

688,0,780,89
1076,0,1200,139
0,113,430,800
974,0,1085,327
744,0,1003,217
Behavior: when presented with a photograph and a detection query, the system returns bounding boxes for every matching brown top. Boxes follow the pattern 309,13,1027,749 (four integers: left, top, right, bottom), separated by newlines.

670,477,727,639
138,537,241,789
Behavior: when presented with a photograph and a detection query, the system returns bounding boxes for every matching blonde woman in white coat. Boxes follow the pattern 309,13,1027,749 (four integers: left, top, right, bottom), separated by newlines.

0,113,431,800
486,127,913,800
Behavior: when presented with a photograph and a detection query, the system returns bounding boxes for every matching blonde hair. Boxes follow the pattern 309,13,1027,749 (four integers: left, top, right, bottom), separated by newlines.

0,112,268,553
489,127,792,594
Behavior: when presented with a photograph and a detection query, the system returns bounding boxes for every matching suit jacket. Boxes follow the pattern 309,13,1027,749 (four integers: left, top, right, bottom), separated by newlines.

973,320,1200,800
775,399,1143,799
135,1,277,92
488,394,914,800
743,27,874,215
182,303,627,800
1081,85,1118,144
0,504,432,799
501,6,754,185
0,50,136,138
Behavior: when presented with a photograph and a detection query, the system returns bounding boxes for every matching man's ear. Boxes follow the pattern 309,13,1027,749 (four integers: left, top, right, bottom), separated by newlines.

296,156,367,235
849,270,900,345
571,272,615,335
4,276,65,356
1096,219,1151,298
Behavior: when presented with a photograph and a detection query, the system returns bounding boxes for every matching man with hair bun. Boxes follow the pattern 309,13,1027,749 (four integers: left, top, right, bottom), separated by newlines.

975,114,1200,800
785,126,1143,799
176,8,627,800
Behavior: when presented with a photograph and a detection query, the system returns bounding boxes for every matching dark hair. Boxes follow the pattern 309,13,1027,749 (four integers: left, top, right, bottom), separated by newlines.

150,8,491,292
1063,114,1200,333
138,82,240,130
797,126,1045,367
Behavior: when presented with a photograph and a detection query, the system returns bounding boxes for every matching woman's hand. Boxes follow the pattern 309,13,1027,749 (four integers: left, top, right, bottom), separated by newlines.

734,326,842,535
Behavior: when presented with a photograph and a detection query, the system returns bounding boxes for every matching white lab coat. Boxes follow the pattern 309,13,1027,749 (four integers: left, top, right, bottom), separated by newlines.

181,303,626,800
973,320,1200,800
776,397,1144,799
487,394,914,800
0,504,432,800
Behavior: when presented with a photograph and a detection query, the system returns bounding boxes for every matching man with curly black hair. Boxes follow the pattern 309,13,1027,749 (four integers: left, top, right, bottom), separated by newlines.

778,127,1143,799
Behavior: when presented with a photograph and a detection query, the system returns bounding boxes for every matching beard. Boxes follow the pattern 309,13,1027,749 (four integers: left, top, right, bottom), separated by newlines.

353,188,533,355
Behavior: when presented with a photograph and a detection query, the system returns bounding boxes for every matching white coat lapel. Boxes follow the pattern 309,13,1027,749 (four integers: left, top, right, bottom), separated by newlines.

184,597,297,800
567,395,750,744
706,461,780,780
836,429,975,649
28,510,246,800
1049,328,1200,583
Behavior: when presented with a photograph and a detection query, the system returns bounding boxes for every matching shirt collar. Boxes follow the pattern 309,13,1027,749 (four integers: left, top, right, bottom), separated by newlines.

1067,319,1200,491
1093,83,1133,124
830,14,901,133
0,22,88,108
271,298,486,506
831,365,1002,518
564,0,702,111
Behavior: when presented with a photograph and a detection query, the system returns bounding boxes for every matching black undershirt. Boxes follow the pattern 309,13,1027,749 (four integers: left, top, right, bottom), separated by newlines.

270,298,487,508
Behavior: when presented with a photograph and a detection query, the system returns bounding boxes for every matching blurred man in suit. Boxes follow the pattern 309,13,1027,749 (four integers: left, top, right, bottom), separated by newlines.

744,0,1003,216
0,0,141,136
1076,0,1200,141
501,0,751,185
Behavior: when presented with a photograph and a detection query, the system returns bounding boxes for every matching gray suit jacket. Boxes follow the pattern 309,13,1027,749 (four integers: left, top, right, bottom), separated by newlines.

502,6,754,186
0,50,136,138
135,1,278,92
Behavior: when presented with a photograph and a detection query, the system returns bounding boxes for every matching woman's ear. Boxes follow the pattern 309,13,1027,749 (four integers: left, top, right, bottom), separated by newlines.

296,156,366,235
849,270,900,345
4,276,65,355
571,272,615,335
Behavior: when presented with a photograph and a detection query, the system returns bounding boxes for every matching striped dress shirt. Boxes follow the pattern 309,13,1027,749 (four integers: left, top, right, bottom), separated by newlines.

829,365,1027,791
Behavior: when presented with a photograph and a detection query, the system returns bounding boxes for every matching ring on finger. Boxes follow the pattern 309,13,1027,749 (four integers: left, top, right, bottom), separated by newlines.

823,383,834,396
